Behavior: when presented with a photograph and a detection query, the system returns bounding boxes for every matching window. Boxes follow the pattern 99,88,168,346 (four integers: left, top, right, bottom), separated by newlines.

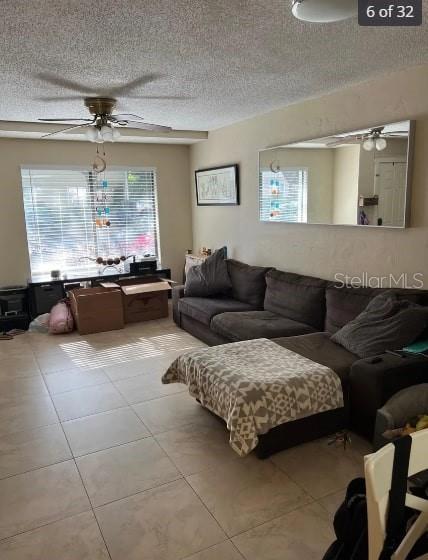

21,167,159,276
259,167,308,223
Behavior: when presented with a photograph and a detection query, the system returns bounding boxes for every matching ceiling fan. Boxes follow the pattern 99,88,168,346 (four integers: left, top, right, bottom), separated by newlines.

327,126,409,152
36,72,184,141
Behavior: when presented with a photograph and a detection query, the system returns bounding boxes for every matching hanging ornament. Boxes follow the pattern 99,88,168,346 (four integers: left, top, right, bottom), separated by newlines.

91,145,114,231
92,144,107,174
92,144,112,228
93,155,106,173
270,160,281,173
269,146,282,174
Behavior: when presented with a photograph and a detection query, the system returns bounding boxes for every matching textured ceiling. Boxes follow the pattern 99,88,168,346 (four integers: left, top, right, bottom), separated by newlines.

1,0,428,131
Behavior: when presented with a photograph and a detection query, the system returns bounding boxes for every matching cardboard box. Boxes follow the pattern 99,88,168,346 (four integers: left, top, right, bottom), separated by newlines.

69,287,124,335
121,279,170,323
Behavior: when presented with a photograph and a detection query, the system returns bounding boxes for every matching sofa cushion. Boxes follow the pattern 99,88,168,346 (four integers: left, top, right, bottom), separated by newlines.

178,297,254,326
331,292,428,358
264,270,327,330
211,310,316,342
226,259,271,308
274,332,358,383
184,247,232,297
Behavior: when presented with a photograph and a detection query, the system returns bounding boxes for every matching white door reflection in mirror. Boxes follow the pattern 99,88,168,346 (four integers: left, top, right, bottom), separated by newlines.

376,161,407,227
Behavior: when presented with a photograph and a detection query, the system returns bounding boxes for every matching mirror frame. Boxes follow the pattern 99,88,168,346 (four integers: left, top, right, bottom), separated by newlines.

258,120,416,228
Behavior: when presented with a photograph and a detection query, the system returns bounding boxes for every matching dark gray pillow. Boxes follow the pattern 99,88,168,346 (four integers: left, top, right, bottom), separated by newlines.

325,284,384,334
184,247,232,297
331,292,428,358
226,259,271,308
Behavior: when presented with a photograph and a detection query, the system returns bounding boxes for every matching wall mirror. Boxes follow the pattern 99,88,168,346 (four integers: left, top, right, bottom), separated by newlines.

259,120,415,228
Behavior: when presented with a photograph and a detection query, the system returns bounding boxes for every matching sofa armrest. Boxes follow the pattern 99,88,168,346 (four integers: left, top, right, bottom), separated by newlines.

172,284,185,299
172,284,185,326
349,353,428,440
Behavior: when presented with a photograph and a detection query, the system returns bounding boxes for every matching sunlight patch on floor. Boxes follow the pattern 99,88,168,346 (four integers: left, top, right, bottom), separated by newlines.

148,333,203,352
59,339,164,369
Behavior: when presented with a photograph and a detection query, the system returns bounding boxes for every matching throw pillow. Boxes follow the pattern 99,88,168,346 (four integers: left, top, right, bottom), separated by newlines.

226,259,271,308
331,292,428,358
184,247,232,297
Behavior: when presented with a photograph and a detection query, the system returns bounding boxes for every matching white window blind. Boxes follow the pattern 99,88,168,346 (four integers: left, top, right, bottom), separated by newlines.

259,168,308,223
21,167,160,276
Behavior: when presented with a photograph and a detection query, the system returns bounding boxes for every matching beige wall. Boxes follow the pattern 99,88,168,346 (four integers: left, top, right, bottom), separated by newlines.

190,64,428,285
332,145,360,225
0,139,192,285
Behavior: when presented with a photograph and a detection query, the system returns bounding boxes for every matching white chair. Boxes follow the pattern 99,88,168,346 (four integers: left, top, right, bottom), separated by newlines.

365,430,428,560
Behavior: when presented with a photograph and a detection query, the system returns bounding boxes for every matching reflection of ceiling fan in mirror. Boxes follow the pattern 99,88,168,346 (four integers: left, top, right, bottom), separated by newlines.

36,72,187,141
328,126,409,152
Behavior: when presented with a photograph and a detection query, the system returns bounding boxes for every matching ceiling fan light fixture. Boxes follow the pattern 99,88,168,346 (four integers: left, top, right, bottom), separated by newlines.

85,123,121,143
375,137,387,151
291,0,357,22
363,138,375,152
85,126,98,142
94,130,104,144
100,125,113,142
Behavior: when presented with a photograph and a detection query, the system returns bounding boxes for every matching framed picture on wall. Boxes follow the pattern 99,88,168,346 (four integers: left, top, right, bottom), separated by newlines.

195,164,240,206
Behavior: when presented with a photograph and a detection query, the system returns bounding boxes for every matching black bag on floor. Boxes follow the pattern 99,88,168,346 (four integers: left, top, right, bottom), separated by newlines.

322,477,368,560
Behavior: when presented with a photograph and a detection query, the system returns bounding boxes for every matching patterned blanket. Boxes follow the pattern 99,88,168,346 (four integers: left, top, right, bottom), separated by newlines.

162,338,344,456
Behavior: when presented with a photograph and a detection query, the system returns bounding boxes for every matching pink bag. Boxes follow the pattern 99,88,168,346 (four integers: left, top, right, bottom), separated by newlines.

48,300,74,334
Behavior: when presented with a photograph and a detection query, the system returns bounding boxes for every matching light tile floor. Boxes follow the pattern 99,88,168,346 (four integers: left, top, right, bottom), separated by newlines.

0,311,373,559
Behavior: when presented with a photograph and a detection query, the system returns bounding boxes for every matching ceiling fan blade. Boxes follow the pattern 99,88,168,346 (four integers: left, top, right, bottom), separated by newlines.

111,113,146,122
125,122,173,132
36,73,98,95
327,137,361,147
36,95,86,102
38,118,94,122
108,74,163,97
342,134,364,141
124,95,193,100
327,133,363,143
41,124,88,139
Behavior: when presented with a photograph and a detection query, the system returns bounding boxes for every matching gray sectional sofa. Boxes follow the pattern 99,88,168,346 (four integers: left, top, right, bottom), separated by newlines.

172,259,428,449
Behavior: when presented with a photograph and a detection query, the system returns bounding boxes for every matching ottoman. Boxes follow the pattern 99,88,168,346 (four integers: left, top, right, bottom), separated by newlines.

162,338,346,458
